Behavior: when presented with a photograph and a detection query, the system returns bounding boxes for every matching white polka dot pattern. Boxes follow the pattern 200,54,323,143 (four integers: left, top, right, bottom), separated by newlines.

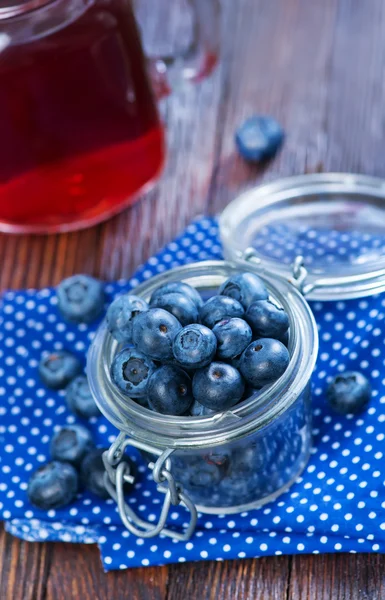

1,217,385,572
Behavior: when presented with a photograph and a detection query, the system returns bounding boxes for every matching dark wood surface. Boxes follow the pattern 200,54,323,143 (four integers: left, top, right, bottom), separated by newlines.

2,0,385,597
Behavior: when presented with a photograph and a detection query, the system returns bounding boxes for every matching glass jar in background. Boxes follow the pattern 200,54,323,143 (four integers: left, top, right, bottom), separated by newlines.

0,0,220,234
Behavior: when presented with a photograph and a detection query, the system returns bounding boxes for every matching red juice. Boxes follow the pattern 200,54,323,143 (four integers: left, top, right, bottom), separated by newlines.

0,0,165,233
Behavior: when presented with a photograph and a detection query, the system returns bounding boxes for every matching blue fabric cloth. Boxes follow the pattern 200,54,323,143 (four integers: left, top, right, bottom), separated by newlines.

1,217,385,572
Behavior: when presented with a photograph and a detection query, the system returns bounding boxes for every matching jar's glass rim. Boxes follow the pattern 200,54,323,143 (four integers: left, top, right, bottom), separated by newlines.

87,260,318,449
219,173,385,301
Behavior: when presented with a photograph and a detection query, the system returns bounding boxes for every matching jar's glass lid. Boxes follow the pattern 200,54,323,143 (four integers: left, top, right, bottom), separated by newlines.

219,173,385,301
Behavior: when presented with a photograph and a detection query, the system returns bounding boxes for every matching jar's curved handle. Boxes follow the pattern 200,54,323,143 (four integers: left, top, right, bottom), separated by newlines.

136,0,221,97
103,434,197,541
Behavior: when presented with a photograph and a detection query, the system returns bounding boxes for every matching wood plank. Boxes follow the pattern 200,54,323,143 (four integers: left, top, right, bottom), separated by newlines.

208,0,339,214
166,557,291,600
0,525,49,600
289,553,385,600
45,543,168,600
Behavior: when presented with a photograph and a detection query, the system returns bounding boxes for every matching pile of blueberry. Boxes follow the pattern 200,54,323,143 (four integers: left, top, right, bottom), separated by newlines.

27,275,138,510
30,350,138,510
107,272,291,416
28,423,136,510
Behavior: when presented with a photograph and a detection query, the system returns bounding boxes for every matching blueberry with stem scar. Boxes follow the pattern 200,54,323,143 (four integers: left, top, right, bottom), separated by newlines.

111,348,156,398
27,461,78,510
132,308,182,361
150,281,203,308
199,296,244,329
327,371,371,415
219,272,268,309
240,338,290,388
147,365,193,415
39,351,82,390
80,448,137,499
213,317,252,360
57,274,105,323
246,299,289,339
150,292,199,326
173,323,217,369
193,362,245,411
50,424,95,467
106,294,148,343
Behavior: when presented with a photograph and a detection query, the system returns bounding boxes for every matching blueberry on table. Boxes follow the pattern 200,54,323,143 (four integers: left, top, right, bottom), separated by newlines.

57,274,105,323
219,272,268,309
189,400,217,416
150,281,203,308
240,338,290,388
80,448,137,499
193,362,245,411
150,292,199,326
213,317,253,360
111,348,156,398
246,299,289,339
199,296,245,329
39,350,82,390
66,375,101,419
147,365,193,415
27,461,78,510
132,308,182,361
173,323,217,369
50,424,95,467
327,371,371,415
235,115,284,163
106,294,148,343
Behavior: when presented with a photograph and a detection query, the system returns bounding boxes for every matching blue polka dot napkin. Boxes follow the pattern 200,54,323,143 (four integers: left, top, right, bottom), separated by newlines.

1,217,385,572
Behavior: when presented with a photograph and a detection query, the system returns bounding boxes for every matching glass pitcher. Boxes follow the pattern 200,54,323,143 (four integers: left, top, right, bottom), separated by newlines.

0,0,220,234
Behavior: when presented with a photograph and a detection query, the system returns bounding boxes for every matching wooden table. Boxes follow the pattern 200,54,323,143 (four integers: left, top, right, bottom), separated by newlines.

2,0,385,597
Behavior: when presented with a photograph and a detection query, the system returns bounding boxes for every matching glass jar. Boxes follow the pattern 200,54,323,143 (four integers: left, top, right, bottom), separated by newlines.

0,0,219,233
88,260,318,539
88,173,385,540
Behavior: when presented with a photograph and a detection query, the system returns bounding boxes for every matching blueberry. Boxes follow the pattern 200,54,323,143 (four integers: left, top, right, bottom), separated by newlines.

186,461,223,488
213,317,252,360
106,294,148,343
219,272,268,308
57,274,104,323
150,281,203,308
150,292,199,326
111,348,156,397
27,461,78,510
39,351,82,390
50,424,95,467
199,296,245,329
190,400,217,416
133,395,150,409
80,448,137,499
235,115,284,163
147,365,193,415
132,308,182,361
246,299,289,339
193,362,244,410
230,445,265,477
173,323,217,369
65,375,101,419
327,371,371,415
240,338,290,388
